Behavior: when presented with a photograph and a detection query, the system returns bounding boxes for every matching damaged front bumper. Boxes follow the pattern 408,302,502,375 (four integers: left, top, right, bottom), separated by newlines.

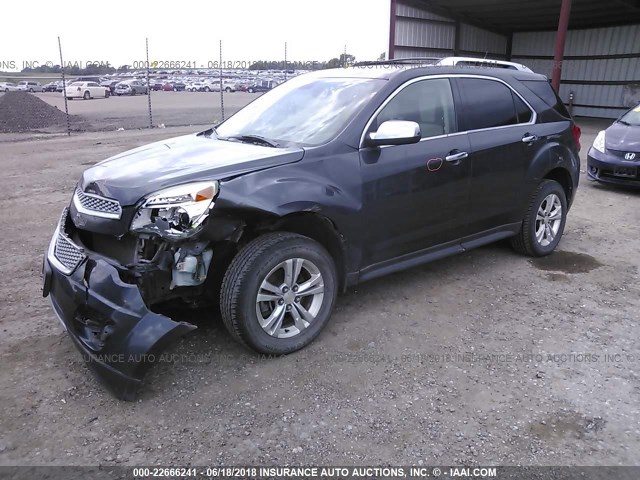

42,210,197,400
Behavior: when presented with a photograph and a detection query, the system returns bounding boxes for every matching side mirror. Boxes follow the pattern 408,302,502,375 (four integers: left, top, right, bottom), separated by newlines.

366,120,421,147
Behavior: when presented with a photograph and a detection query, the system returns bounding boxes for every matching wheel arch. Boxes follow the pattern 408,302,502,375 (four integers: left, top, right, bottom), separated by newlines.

204,210,348,292
543,167,574,205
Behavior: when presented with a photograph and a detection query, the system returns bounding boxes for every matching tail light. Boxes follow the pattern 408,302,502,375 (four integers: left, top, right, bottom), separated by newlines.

572,124,581,152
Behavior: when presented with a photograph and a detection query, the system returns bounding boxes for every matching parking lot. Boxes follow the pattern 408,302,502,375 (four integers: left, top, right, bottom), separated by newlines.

0,115,639,467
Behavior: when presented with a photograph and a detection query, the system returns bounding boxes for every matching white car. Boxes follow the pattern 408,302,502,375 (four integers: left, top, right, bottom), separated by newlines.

0,81,18,92
16,81,42,92
186,82,205,92
65,81,110,100
436,56,533,72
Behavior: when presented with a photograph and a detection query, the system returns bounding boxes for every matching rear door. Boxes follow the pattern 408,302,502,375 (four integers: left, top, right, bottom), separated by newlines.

453,77,539,233
359,77,472,266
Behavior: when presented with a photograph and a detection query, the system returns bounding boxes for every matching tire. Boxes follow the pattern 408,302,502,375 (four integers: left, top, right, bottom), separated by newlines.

29,88,34,93
248,88,254,93
220,232,337,355
511,179,567,257
225,87,231,93
83,91,90,100
204,86,210,92
105,90,110,98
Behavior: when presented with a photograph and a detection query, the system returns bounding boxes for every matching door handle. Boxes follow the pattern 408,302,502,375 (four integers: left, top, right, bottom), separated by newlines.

445,151,469,163
522,134,538,143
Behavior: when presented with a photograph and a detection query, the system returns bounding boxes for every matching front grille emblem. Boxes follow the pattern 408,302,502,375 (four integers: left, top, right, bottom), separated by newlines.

625,152,636,160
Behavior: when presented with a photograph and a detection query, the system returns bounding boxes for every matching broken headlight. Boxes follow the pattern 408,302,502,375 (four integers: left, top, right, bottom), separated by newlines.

130,181,218,239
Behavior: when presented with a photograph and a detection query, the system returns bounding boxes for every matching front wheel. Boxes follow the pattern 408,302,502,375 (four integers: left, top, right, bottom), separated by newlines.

220,232,337,355
511,179,567,257
83,91,90,100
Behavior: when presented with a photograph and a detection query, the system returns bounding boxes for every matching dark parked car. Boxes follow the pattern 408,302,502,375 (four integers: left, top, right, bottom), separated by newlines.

587,104,640,187
43,66,580,399
42,82,60,92
247,80,278,93
101,80,120,94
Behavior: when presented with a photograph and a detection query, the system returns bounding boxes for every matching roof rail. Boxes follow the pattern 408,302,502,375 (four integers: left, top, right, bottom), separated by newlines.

353,57,441,67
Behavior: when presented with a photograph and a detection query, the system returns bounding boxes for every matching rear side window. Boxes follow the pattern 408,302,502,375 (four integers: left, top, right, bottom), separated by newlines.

513,93,533,123
456,78,526,131
373,78,457,138
521,80,570,118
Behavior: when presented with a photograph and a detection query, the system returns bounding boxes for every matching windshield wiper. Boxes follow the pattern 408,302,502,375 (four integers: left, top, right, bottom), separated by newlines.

226,134,280,148
617,120,631,126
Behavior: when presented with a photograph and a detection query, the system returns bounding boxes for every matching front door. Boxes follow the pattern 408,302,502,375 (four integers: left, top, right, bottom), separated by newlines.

359,77,472,267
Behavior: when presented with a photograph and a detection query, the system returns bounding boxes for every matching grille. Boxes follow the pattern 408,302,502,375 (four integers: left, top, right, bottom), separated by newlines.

608,149,639,161
74,187,122,218
53,210,86,273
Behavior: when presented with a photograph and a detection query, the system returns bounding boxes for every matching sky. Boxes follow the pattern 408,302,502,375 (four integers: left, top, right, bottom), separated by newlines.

1,0,390,71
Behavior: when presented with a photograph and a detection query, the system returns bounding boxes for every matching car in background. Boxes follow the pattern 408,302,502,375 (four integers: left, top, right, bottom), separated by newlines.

161,83,175,91
115,80,148,96
186,82,205,92
65,81,110,100
587,104,640,187
247,80,278,93
16,81,42,92
101,79,120,94
0,81,18,92
151,81,165,91
42,82,60,92
172,82,186,91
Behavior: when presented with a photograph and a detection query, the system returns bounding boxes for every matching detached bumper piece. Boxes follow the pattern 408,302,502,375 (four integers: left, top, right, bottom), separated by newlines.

43,210,196,400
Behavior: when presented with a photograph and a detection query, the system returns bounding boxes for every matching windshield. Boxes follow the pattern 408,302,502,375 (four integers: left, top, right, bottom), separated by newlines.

216,75,384,147
619,106,640,126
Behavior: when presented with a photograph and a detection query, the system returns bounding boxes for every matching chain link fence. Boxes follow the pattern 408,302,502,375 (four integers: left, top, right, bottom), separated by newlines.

1,37,359,136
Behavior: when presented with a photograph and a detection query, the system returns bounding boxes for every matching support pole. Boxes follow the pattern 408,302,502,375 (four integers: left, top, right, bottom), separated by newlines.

145,38,153,129
388,0,397,60
551,0,572,93
57,36,71,136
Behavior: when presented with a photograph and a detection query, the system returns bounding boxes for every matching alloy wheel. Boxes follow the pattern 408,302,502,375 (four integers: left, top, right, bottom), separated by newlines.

535,193,562,247
255,258,325,338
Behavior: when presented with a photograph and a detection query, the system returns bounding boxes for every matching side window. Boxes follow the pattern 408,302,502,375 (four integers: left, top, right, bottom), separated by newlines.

456,78,521,131
88,82,100,87
512,92,533,123
373,78,456,138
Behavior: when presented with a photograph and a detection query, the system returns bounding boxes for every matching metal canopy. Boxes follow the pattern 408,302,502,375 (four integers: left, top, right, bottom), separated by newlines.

408,0,640,33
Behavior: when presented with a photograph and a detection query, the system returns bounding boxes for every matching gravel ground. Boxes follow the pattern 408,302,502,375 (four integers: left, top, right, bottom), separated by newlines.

0,92,85,133
20,91,254,131
0,120,639,467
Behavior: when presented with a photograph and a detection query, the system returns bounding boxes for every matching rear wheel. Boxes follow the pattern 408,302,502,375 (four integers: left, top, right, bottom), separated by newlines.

248,88,254,93
220,232,337,354
130,89,135,96
511,179,567,257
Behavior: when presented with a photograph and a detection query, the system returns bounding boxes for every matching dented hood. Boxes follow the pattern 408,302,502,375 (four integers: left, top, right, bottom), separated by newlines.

80,132,304,206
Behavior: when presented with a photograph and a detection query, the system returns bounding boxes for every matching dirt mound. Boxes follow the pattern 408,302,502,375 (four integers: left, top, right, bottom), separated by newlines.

0,91,79,133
